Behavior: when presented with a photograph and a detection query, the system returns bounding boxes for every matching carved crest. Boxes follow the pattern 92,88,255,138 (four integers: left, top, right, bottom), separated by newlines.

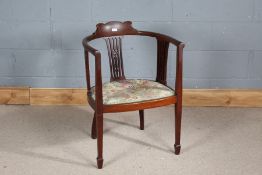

94,21,138,37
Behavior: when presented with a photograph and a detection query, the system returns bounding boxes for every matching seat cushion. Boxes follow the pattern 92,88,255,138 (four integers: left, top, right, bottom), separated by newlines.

90,79,174,105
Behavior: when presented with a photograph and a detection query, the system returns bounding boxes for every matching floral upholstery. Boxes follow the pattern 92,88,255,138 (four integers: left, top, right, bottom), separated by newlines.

90,79,174,105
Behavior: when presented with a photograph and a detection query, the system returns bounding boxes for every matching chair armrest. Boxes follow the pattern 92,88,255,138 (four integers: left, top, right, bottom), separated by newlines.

82,36,103,108
156,33,185,47
175,44,184,97
138,31,185,47
82,36,101,56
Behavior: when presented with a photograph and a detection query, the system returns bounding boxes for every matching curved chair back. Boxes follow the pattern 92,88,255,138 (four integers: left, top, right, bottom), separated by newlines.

83,21,184,84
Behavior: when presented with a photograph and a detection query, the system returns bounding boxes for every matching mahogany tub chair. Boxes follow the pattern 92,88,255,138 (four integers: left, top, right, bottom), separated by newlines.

82,21,185,169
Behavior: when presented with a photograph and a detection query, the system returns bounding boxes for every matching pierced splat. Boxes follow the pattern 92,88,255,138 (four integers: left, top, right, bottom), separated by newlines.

104,37,125,81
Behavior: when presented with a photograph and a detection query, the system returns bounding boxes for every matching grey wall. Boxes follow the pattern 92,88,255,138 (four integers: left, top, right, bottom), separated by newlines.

0,0,262,88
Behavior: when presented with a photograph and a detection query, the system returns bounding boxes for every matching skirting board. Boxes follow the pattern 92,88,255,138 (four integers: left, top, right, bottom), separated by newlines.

0,87,262,107
30,88,87,105
0,87,30,105
184,89,262,107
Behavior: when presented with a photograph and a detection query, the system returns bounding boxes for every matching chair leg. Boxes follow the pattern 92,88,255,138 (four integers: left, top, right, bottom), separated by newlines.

139,110,144,130
96,112,104,169
174,102,182,155
91,113,97,139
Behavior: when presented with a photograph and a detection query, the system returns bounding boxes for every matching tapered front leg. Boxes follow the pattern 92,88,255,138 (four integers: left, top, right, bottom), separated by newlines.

174,43,184,155
174,102,182,155
96,112,104,169
91,113,97,139
139,110,144,130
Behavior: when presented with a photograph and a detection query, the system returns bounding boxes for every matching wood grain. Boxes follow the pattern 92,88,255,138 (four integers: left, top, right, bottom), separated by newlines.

30,88,87,105
1,87,262,107
0,87,29,105
183,89,262,107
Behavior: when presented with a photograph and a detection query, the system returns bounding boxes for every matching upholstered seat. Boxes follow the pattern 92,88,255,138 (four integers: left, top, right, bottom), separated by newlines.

90,79,174,105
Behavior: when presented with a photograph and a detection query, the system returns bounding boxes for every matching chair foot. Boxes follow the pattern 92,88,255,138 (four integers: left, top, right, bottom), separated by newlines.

97,157,104,169
139,110,144,130
174,144,181,155
91,133,97,139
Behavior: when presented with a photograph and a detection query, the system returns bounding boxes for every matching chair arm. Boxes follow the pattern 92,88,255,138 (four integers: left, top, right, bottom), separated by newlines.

82,36,103,108
156,33,185,47
138,31,185,47
175,44,184,96
82,36,100,56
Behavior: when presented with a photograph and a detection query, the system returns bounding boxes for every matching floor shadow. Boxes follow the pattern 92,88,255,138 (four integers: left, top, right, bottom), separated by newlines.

0,106,184,167
108,131,173,154
0,106,96,167
104,130,174,166
105,118,139,129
